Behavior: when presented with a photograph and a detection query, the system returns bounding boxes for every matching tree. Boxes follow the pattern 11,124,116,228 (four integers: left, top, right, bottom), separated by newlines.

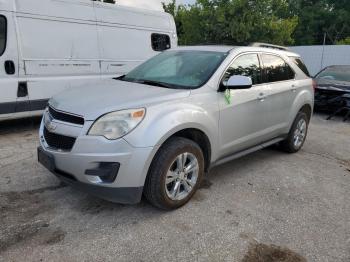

163,0,298,46
288,0,350,45
163,0,350,46
336,37,350,45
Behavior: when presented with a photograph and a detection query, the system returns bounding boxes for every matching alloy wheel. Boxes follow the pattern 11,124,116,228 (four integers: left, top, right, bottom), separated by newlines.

165,152,199,201
293,118,307,149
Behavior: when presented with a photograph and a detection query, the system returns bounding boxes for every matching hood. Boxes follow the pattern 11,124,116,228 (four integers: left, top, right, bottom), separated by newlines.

50,79,191,120
316,78,350,92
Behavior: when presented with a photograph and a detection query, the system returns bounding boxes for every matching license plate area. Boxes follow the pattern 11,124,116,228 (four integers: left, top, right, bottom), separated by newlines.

38,147,55,172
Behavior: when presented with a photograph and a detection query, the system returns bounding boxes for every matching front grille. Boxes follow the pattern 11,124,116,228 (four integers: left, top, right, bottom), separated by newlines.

49,106,84,125
44,127,76,151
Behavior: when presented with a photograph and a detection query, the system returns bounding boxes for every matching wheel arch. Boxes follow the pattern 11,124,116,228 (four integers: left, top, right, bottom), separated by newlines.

149,127,213,173
299,104,312,122
288,88,314,131
170,128,212,172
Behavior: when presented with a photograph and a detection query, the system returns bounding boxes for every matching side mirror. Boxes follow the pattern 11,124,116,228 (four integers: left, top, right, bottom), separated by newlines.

225,75,253,89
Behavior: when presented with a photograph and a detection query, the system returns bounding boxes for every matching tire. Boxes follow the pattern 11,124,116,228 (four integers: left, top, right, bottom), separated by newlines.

144,137,205,210
280,112,309,153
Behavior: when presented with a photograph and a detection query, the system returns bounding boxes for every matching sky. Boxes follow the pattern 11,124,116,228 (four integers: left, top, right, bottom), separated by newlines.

117,0,196,11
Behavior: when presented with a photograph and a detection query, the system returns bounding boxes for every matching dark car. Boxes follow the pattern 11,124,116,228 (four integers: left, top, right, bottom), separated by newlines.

314,65,350,111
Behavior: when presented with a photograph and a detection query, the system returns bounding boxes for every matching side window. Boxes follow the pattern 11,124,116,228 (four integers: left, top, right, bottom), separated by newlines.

222,54,262,86
261,54,295,83
0,16,7,56
151,33,171,52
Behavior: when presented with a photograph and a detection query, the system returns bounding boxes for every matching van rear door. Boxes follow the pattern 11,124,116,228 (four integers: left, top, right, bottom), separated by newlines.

0,12,24,119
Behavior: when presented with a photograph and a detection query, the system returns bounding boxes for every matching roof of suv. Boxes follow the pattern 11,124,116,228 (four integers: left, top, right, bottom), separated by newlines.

174,46,236,52
173,45,300,57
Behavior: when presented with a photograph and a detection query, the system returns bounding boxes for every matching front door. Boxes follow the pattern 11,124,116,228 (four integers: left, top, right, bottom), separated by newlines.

218,53,270,157
0,12,23,119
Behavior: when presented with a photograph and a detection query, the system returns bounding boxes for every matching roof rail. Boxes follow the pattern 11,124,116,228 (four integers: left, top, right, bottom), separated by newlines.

250,42,290,51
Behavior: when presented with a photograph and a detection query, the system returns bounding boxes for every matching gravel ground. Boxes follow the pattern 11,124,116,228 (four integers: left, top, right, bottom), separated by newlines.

0,114,349,262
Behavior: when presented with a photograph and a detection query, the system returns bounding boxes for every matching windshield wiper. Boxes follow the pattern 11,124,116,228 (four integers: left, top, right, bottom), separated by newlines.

114,75,126,80
135,79,177,89
115,76,179,89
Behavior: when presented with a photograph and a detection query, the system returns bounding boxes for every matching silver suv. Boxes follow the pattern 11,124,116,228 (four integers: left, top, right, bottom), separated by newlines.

38,45,314,210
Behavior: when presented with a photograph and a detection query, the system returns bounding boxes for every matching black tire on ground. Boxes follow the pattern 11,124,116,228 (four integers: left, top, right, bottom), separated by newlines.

280,112,309,153
144,137,205,210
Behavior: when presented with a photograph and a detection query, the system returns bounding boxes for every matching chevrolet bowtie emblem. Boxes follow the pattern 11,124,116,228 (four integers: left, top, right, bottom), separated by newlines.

45,114,57,132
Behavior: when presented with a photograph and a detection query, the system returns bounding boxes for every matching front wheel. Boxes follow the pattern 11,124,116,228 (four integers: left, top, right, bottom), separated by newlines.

280,112,309,153
144,137,204,210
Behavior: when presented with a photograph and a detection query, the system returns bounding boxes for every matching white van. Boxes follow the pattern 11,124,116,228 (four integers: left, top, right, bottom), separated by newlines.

0,0,177,120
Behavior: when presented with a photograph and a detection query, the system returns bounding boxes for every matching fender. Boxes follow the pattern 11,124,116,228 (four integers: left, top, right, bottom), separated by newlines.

287,86,314,131
123,98,219,188
124,98,220,160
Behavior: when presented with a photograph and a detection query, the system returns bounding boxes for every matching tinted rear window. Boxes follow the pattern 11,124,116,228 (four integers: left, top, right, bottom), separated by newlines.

290,57,310,77
0,16,6,56
261,54,295,83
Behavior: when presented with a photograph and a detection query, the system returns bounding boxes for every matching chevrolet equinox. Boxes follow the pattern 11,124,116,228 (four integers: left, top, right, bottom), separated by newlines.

38,45,314,210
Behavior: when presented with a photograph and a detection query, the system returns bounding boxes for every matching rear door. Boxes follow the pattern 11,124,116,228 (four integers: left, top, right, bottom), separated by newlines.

260,53,296,137
0,12,24,118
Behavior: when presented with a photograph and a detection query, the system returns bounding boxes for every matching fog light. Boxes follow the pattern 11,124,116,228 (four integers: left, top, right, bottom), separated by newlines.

85,162,120,183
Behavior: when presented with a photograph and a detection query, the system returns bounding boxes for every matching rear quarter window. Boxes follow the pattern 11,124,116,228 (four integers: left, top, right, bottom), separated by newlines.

290,57,310,77
0,15,6,56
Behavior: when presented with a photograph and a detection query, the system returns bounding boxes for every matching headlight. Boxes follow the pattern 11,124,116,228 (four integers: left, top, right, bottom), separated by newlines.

88,108,145,140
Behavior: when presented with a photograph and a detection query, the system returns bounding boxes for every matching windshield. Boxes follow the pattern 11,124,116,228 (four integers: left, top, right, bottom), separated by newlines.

120,50,228,89
316,66,350,83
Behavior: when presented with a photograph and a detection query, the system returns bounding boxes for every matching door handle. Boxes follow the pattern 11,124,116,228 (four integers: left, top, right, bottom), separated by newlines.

5,60,16,75
291,85,297,92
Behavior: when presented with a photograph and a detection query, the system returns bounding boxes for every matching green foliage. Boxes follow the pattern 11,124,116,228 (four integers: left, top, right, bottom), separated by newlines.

163,0,350,46
289,0,350,45
336,37,350,45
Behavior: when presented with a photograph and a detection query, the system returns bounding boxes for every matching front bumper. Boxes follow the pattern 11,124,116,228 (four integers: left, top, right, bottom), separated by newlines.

38,146,143,204
38,116,155,204
315,88,349,111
